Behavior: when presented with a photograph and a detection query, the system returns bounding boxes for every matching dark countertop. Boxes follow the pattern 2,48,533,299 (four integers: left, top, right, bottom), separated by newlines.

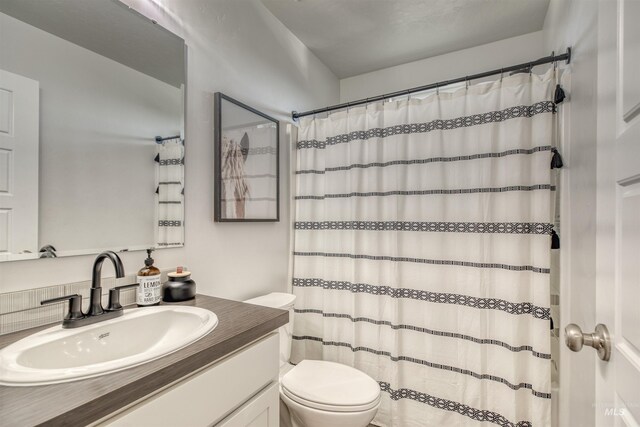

0,295,288,427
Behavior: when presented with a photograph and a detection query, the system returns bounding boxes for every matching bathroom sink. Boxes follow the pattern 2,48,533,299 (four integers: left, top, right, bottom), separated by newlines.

0,306,218,386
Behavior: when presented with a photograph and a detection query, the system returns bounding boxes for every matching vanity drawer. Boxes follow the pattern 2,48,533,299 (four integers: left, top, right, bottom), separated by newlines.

216,382,279,427
101,332,279,427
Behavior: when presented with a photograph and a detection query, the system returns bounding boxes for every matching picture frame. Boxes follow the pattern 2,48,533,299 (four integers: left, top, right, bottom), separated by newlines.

214,93,280,222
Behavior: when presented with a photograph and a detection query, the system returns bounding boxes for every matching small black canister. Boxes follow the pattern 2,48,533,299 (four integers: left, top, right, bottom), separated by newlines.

162,267,196,302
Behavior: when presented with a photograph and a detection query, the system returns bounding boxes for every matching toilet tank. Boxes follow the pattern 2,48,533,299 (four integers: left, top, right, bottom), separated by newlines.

243,292,296,367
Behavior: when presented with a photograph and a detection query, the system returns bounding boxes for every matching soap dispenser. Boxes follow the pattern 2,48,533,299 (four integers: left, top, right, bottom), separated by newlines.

136,249,162,306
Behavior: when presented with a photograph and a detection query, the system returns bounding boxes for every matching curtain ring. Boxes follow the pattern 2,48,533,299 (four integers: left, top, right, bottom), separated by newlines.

346,101,351,114
528,63,533,75
406,89,411,101
500,68,504,82
436,83,439,96
465,76,469,90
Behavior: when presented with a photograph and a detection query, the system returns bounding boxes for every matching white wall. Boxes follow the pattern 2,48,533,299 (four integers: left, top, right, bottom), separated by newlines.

339,31,547,103
0,11,182,255
0,0,339,299
543,1,599,426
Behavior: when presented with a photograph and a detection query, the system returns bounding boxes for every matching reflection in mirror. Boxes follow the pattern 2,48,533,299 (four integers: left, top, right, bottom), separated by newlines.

0,0,186,262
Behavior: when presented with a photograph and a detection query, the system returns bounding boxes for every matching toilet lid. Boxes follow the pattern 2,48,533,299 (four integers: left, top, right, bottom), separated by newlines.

244,292,296,310
281,360,380,412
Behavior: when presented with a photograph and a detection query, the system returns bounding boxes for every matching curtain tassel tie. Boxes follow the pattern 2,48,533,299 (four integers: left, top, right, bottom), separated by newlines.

551,148,564,169
551,229,560,249
554,84,566,104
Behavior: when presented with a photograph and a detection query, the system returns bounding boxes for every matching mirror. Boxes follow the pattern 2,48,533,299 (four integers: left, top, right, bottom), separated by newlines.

0,0,186,262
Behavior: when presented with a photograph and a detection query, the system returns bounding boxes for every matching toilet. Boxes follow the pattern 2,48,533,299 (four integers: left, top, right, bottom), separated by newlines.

244,292,381,427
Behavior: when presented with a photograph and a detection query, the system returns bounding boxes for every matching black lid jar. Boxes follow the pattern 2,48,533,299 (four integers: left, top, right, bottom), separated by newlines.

162,267,196,302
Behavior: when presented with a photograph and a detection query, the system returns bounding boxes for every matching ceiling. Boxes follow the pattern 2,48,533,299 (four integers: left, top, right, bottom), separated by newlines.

261,0,550,79
0,0,185,87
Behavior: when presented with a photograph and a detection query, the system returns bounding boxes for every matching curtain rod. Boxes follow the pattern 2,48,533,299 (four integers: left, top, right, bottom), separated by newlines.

292,47,571,121
155,135,181,144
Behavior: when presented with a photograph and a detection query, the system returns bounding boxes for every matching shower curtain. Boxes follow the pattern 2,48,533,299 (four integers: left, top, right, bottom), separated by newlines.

156,137,184,246
291,70,558,426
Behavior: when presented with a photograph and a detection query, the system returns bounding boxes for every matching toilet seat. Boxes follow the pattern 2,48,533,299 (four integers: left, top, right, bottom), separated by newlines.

282,387,380,413
281,360,381,413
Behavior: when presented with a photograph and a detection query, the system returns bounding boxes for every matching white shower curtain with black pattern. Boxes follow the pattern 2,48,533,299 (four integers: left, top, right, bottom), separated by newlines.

156,137,184,246
291,70,559,427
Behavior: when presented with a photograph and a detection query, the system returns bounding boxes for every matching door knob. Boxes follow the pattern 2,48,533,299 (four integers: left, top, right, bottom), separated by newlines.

564,323,611,361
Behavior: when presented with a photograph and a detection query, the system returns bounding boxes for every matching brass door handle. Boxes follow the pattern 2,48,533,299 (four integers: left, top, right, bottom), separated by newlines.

565,323,611,361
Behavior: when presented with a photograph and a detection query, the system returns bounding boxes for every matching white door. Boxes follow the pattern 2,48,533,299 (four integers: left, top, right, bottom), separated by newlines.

0,69,39,259
594,0,640,425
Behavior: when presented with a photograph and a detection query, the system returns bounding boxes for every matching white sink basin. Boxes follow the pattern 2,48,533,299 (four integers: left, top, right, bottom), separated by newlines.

0,306,218,386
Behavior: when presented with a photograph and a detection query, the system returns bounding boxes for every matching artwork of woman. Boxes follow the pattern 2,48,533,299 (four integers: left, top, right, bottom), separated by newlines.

221,133,250,218
215,93,278,222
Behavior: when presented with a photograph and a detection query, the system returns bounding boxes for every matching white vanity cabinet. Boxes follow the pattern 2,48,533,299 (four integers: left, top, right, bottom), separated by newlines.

99,333,280,427
216,383,279,427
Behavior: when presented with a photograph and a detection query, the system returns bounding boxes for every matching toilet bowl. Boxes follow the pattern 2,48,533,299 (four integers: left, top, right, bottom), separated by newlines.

280,359,381,427
244,292,380,427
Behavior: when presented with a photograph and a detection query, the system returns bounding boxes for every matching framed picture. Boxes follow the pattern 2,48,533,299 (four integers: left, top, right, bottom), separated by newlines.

214,93,279,222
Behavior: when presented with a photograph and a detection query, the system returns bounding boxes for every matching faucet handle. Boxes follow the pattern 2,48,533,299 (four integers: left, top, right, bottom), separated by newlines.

41,294,84,320
107,284,139,311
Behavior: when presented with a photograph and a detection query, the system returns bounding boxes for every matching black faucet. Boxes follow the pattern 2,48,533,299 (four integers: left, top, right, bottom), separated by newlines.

88,251,125,316
41,251,137,328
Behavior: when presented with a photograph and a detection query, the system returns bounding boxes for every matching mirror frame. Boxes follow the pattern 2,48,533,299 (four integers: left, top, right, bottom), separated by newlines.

213,92,280,223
